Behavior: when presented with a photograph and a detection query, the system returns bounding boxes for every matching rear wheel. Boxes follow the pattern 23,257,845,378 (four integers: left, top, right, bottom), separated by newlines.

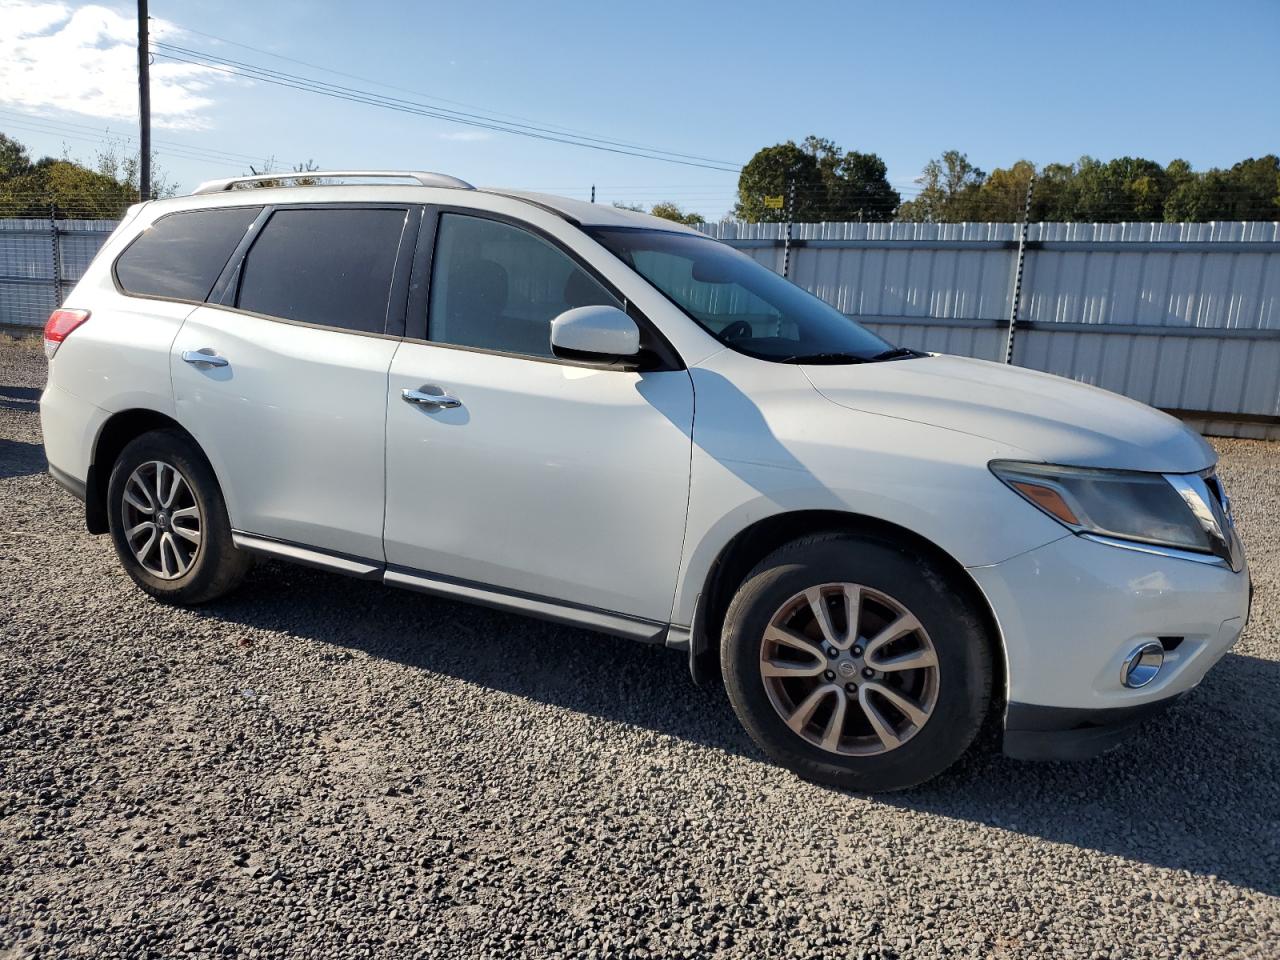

721,533,992,791
107,429,251,605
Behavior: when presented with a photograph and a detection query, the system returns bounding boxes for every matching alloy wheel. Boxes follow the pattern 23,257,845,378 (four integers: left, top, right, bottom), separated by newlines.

121,460,203,580
759,582,940,756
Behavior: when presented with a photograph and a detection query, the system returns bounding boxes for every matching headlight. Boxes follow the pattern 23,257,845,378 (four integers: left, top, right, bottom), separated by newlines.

989,460,1238,566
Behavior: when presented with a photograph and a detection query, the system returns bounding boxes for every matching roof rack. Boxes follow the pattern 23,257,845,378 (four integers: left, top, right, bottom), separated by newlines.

190,170,475,195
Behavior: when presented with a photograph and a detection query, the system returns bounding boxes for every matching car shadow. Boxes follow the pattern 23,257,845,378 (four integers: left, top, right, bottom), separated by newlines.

0,384,42,412
191,559,1280,897
0,439,47,480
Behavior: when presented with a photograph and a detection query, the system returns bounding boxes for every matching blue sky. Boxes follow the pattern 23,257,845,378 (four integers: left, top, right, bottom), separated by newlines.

3,0,1278,217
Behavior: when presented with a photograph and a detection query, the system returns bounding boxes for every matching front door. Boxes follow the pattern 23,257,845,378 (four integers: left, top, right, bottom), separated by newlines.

383,211,694,624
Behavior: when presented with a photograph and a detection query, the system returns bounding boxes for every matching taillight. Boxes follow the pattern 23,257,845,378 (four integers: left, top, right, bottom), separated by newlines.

43,309,90,359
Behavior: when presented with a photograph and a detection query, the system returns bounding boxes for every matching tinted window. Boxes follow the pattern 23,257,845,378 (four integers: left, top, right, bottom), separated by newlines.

428,214,621,358
237,208,407,333
591,228,896,364
115,207,260,301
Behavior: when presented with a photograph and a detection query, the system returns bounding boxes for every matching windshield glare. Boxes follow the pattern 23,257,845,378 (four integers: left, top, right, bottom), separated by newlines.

591,228,897,363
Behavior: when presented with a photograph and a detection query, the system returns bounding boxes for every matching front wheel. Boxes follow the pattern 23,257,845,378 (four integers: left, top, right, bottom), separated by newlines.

720,533,993,792
106,429,251,605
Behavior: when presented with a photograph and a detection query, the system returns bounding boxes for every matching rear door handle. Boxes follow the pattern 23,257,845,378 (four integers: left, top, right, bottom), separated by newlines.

401,387,462,409
181,349,229,368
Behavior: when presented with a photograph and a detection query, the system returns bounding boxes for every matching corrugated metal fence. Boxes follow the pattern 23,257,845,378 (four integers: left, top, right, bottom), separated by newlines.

699,221,1280,439
2,216,1277,437
0,217,118,330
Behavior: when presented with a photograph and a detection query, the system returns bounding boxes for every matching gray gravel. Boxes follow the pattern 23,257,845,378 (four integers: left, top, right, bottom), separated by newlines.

1,330,1277,960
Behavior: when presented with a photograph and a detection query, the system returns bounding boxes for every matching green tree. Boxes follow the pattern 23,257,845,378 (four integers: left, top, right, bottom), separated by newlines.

972,159,1036,222
802,136,899,221
896,150,986,221
1223,155,1280,219
734,141,824,222
1,159,134,218
0,133,30,180
1068,156,1167,221
648,201,704,225
0,131,175,217
1163,156,1278,221
94,138,178,200
1026,162,1077,221
736,138,898,222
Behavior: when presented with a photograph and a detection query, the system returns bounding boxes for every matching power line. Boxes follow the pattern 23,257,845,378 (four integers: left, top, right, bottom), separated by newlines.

0,108,268,167
152,40,742,169
0,117,257,171
149,41,743,173
169,23,707,152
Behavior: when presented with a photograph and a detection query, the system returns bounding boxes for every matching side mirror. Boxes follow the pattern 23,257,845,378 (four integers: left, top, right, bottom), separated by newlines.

550,305,640,364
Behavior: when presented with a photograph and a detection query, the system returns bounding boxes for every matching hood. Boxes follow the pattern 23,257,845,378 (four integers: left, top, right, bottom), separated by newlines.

803,354,1215,473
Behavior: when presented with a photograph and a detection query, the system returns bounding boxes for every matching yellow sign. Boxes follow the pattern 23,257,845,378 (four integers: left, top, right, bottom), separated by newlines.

763,195,785,209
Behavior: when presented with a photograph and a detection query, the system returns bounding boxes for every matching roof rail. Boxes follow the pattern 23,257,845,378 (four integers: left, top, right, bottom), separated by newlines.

191,170,475,195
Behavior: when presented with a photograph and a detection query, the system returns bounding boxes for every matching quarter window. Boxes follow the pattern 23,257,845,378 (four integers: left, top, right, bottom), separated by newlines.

115,206,261,302
237,208,408,334
428,214,621,358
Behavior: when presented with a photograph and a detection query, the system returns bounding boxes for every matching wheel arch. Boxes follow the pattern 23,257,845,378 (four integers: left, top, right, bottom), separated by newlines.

687,509,1006,707
86,409,208,534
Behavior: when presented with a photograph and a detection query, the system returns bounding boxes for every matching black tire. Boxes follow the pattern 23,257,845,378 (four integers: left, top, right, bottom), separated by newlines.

721,533,992,792
106,428,251,605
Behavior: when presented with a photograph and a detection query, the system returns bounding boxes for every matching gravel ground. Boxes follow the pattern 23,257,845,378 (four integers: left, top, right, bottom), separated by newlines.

1,331,1277,960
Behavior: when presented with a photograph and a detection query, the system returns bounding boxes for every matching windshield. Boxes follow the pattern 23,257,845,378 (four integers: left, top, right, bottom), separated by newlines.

590,228,900,363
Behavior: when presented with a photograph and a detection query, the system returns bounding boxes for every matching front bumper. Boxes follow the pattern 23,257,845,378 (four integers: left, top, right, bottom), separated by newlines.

968,531,1250,758
1002,696,1186,761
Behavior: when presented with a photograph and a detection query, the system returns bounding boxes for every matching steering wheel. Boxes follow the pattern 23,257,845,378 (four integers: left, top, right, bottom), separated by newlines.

720,320,753,342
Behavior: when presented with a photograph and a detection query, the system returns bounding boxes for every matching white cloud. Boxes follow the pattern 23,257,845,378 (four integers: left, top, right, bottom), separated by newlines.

437,130,494,142
0,1,229,130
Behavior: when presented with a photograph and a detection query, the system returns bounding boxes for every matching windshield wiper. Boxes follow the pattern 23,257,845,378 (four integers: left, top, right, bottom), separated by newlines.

868,347,919,362
780,352,869,364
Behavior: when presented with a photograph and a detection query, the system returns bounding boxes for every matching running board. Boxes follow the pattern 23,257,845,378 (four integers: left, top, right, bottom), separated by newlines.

384,568,668,644
231,532,383,579
230,531,668,644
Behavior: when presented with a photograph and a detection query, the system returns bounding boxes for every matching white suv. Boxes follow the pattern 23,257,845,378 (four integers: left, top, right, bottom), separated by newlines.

39,171,1250,791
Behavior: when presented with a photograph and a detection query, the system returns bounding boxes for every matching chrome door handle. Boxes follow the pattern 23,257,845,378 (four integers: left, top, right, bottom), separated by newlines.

181,349,229,368
401,387,462,409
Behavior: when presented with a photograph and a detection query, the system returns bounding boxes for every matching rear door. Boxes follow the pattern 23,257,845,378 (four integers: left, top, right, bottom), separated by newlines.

382,209,695,625
172,203,418,561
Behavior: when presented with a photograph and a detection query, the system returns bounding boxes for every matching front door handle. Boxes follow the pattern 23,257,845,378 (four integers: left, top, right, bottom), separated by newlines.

402,387,462,409
181,349,229,368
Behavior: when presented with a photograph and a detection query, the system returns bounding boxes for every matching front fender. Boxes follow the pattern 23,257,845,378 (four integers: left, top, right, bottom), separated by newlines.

670,357,1065,631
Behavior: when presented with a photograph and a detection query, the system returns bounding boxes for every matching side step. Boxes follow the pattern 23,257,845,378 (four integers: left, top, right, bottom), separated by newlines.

231,531,668,643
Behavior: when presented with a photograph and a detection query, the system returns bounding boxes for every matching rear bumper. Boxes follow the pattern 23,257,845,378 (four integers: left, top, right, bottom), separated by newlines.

1002,696,1184,761
39,382,106,492
48,463,86,501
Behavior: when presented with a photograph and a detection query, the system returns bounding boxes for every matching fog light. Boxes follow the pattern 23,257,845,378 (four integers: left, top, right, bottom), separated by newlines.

1121,642,1165,688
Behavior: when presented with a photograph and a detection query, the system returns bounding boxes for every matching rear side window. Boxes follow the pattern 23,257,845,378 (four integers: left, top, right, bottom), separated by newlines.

115,207,261,301
236,208,408,334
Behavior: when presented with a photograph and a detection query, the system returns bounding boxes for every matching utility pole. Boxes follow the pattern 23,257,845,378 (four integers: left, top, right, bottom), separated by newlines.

137,0,151,201
590,184,595,204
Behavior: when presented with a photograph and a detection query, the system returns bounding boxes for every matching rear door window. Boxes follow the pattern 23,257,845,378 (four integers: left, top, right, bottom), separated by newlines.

236,207,409,334
115,206,261,302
